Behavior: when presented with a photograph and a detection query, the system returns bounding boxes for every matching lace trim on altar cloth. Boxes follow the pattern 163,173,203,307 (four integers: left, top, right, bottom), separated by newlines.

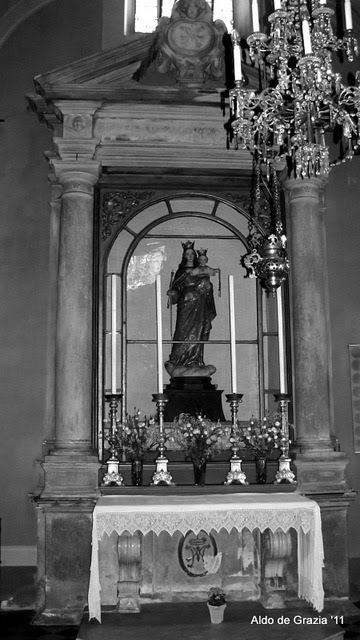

95,507,314,538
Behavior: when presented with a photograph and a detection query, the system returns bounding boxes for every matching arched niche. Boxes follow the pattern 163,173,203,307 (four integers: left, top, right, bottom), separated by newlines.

97,193,279,458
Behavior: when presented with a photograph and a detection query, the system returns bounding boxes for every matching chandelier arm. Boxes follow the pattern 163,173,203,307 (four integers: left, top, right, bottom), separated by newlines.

230,0,360,178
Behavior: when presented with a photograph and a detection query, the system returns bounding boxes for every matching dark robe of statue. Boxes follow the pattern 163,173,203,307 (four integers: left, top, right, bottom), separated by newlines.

165,242,219,378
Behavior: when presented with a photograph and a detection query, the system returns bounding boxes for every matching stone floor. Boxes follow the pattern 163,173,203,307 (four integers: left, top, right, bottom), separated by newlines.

2,565,360,640
77,602,360,640
2,602,360,640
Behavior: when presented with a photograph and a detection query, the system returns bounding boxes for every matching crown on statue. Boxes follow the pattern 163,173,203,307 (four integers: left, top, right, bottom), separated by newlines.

197,247,208,257
182,240,195,250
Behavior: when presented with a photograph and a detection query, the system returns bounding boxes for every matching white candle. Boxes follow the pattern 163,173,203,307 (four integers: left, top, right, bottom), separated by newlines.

273,0,281,9
156,275,163,394
302,18,312,54
111,274,117,394
229,275,237,394
344,0,353,30
252,0,260,32
233,42,242,81
276,287,286,394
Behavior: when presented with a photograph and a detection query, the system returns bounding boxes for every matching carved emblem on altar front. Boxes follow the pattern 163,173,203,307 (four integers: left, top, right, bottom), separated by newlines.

133,0,227,87
178,529,220,577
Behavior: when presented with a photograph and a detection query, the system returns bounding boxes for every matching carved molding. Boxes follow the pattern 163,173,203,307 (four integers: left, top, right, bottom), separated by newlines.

101,190,155,240
94,117,225,147
50,160,101,196
282,175,328,203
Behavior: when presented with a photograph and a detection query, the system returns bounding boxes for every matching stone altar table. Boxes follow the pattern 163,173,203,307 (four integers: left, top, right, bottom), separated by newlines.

88,493,324,622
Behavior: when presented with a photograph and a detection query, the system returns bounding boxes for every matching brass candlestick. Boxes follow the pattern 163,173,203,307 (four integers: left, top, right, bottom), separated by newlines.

102,393,125,486
224,393,248,485
151,393,174,486
273,393,296,484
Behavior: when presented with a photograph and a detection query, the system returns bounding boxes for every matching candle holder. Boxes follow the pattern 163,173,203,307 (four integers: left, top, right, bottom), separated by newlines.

224,393,248,485
102,393,125,487
273,393,296,485
151,393,174,486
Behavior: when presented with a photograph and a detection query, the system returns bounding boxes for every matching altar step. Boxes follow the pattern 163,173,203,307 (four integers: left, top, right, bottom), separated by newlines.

100,458,287,488
77,602,345,640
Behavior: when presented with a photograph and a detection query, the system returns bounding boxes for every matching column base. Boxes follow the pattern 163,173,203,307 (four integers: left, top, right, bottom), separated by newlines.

293,451,349,493
34,497,97,627
40,452,101,498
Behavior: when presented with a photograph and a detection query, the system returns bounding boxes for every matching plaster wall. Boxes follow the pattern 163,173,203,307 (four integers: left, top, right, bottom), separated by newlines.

0,0,102,548
325,158,360,558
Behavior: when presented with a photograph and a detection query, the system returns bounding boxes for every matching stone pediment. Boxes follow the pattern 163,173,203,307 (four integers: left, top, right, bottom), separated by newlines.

33,33,157,101
27,5,256,173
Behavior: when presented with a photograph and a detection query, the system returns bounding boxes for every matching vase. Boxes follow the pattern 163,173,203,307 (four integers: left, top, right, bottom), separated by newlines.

193,461,207,486
131,459,143,486
207,603,226,624
255,457,267,484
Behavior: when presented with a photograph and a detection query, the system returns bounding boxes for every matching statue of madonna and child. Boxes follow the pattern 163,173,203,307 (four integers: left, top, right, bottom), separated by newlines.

165,241,221,379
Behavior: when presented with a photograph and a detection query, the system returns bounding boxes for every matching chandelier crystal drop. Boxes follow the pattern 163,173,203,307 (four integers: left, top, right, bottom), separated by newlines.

230,0,360,178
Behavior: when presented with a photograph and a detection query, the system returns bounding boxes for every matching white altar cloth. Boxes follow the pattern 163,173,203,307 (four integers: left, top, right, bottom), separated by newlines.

88,493,324,622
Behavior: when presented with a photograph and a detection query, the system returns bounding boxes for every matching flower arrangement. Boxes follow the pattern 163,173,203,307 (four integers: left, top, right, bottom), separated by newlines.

171,413,224,465
120,409,157,460
231,414,288,459
207,587,226,607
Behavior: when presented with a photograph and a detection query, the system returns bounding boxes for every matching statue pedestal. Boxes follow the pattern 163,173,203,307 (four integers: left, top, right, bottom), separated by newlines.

163,377,225,421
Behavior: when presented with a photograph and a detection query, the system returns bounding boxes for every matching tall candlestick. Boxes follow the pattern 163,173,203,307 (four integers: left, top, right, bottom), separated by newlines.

233,41,242,81
344,0,353,30
111,274,117,394
252,0,260,32
302,18,312,54
229,275,237,394
156,275,163,394
276,287,286,394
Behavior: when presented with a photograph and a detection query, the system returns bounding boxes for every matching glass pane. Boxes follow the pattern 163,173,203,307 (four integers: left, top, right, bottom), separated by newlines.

215,202,250,238
169,198,216,214
135,0,158,32
105,200,261,421
128,201,169,234
213,0,233,30
107,228,133,274
263,335,279,394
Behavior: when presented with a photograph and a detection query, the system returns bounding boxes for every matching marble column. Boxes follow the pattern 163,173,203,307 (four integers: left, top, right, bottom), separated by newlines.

283,175,349,490
41,160,101,497
284,176,333,452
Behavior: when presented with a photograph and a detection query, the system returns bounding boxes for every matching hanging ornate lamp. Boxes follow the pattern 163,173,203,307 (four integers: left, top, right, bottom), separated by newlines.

243,161,290,295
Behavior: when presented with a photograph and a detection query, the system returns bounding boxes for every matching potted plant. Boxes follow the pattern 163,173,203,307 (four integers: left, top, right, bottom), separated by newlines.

207,587,227,624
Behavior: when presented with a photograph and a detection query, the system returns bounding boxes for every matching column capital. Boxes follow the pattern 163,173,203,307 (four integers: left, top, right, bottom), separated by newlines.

280,172,328,201
50,160,101,196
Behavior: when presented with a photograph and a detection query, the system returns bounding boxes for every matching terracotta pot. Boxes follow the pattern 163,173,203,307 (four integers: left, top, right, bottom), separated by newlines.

207,603,226,624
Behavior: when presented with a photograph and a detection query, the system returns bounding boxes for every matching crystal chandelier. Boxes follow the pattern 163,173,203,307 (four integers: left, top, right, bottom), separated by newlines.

230,0,360,178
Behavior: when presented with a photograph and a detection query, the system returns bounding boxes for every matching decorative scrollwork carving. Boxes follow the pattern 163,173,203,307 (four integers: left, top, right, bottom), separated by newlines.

101,191,155,239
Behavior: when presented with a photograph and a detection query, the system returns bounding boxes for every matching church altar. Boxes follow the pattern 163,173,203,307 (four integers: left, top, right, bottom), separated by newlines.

88,492,324,622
